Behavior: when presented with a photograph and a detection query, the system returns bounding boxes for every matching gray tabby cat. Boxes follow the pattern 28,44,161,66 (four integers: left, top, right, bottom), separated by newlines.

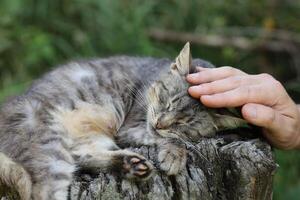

0,43,245,200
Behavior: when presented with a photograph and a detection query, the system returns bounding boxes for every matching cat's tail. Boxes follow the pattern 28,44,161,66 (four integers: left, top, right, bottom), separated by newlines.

0,152,32,200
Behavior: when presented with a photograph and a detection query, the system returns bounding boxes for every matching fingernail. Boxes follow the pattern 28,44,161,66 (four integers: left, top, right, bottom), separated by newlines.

247,107,257,118
186,74,192,81
189,85,202,93
196,66,204,71
188,86,196,93
187,73,198,79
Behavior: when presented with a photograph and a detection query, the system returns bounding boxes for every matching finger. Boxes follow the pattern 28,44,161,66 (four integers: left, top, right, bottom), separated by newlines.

188,75,265,98
186,66,246,85
199,84,277,108
195,66,209,71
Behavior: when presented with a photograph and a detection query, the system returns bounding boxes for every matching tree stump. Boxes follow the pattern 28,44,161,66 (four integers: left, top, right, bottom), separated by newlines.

68,134,276,200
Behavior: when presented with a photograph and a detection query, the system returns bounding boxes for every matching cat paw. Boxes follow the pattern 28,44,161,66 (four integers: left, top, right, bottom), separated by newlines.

158,144,187,175
122,153,153,180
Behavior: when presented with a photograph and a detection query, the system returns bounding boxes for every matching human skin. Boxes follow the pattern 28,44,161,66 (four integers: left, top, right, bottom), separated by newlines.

186,66,300,150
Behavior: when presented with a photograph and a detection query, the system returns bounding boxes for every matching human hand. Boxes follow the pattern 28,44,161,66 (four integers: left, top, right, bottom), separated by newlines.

186,66,300,150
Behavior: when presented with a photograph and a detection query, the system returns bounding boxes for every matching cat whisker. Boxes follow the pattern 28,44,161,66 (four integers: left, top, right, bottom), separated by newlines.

121,82,148,112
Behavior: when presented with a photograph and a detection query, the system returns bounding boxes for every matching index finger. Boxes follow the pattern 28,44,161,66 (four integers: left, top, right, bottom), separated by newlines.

186,66,246,85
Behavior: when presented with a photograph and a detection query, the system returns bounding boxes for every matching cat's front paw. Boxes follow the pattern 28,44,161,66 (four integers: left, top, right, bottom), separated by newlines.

158,144,187,175
121,153,153,180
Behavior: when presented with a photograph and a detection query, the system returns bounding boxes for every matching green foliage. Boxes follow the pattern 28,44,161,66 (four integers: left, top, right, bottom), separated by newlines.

0,1,299,199
274,150,300,200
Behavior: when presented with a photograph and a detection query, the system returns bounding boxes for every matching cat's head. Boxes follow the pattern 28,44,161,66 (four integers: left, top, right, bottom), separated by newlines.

146,43,216,141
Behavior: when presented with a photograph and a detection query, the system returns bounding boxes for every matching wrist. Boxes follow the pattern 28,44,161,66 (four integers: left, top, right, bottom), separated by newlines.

279,103,300,150
295,105,300,149
294,127,300,149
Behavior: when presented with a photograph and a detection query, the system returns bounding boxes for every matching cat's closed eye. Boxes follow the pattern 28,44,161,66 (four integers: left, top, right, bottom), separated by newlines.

166,102,171,111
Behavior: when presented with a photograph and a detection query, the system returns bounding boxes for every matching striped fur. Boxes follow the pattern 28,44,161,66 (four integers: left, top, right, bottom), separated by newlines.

0,153,32,200
0,46,242,199
0,57,171,200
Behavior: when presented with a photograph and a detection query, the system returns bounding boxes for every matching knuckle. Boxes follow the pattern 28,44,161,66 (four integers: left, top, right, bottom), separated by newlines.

222,66,233,69
272,80,283,90
265,79,284,96
222,66,236,74
259,74,283,91
231,76,242,85
265,111,276,126
259,73,273,80
215,93,229,106
241,85,252,100
203,83,213,93
230,87,247,105
222,66,244,76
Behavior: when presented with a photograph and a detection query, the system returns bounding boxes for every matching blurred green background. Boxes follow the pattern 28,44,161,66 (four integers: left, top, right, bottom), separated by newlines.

0,0,299,199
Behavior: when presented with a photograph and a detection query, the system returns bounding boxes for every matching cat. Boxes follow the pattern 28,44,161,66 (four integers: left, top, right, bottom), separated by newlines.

0,43,245,200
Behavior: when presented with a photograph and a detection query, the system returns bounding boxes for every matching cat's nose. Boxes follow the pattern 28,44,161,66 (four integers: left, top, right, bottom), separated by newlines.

156,121,165,129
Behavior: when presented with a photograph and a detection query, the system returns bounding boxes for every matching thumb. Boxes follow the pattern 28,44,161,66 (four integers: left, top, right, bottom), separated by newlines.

241,103,281,130
242,103,300,149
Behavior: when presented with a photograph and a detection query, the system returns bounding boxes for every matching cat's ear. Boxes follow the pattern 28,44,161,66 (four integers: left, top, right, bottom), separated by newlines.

171,42,192,76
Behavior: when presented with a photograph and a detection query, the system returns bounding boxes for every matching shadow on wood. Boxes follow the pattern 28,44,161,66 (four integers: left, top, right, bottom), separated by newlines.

68,136,276,200
0,135,276,200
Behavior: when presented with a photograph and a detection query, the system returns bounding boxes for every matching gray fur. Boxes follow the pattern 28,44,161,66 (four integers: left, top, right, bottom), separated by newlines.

0,49,241,199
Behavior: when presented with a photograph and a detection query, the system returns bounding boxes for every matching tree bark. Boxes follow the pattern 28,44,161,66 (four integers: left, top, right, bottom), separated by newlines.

69,135,276,200
1,132,276,200
0,133,276,200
